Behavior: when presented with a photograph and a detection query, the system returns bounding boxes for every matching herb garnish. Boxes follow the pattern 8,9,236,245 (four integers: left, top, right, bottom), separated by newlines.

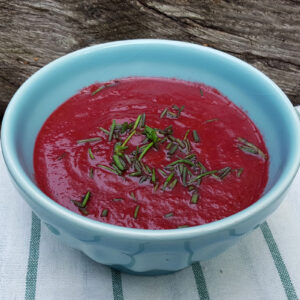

164,212,174,218
236,168,244,178
237,137,266,160
204,118,218,124
192,130,200,143
191,193,199,204
56,152,66,160
75,107,245,225
92,82,116,96
88,148,95,160
101,209,108,217
109,120,116,142
89,167,94,178
134,205,140,219
77,137,101,144
92,85,106,96
72,191,91,210
99,127,109,135
160,108,168,119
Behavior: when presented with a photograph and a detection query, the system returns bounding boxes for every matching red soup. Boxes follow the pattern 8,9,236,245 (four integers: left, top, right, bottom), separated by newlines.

34,77,269,229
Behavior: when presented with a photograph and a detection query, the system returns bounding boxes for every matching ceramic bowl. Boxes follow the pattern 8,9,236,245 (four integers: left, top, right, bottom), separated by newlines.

2,40,300,275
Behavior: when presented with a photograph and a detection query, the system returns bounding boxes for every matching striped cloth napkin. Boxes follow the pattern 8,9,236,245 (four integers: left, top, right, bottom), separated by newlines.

1,108,300,300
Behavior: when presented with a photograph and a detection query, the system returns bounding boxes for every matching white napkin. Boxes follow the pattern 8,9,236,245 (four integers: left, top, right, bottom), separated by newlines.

1,108,300,300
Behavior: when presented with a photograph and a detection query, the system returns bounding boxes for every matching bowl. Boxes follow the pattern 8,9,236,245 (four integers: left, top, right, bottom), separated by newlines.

2,39,300,275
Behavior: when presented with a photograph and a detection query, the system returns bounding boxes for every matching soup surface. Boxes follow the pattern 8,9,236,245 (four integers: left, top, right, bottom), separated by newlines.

34,77,269,229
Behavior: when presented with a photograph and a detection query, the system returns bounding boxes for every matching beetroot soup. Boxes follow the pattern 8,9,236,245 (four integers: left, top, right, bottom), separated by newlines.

34,77,268,229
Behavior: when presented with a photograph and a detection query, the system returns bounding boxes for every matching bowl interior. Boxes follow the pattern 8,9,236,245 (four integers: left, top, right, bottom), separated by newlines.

3,40,300,214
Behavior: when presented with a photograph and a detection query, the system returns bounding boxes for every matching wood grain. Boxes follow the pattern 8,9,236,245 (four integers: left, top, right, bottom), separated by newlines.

1,0,299,121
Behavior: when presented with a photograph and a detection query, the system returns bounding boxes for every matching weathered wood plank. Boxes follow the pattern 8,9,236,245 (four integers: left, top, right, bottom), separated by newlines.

0,0,299,121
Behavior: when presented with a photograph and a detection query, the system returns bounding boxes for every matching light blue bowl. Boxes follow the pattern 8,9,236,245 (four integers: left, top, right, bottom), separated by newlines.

2,39,300,275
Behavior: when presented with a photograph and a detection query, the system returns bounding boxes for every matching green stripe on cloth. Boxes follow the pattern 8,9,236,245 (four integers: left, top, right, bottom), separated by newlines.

260,221,298,300
192,262,210,300
25,212,41,300
111,268,124,300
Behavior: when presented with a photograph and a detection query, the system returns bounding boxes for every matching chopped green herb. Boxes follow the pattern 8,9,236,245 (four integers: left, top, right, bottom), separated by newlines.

79,207,89,216
129,171,142,177
183,129,190,140
124,154,131,165
139,175,148,184
204,118,218,124
140,113,146,127
176,138,186,149
178,225,189,228
92,85,106,96
188,170,218,184
200,88,204,96
191,193,199,204
114,143,128,156
160,108,168,119
164,212,174,218
192,130,200,143
184,154,196,160
144,125,158,143
238,145,256,154
196,161,207,172
109,120,116,142
113,154,126,171
121,129,136,147
97,164,119,175
158,169,167,177
111,163,123,175
145,165,152,174
134,161,142,173
166,142,173,150
167,159,194,167
130,192,136,201
138,141,154,161
188,185,196,191
218,167,231,179
99,127,109,135
151,168,156,184
168,135,176,143
77,137,101,144
169,178,178,190
187,139,192,151
163,172,175,190
133,115,142,131
168,143,178,155
71,200,83,208
140,161,149,174
178,164,184,175
154,182,160,192
81,191,91,207
182,166,187,186
167,111,177,118
236,168,244,178
101,209,108,217
89,167,94,178
162,125,173,135
113,198,123,202
133,205,140,219
88,148,95,160
157,136,168,145
237,137,266,159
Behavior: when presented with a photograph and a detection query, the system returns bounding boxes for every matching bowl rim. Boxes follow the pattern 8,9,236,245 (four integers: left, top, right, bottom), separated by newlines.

2,39,300,240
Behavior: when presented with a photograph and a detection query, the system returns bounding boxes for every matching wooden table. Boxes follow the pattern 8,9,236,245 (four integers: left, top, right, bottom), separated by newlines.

1,0,299,122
